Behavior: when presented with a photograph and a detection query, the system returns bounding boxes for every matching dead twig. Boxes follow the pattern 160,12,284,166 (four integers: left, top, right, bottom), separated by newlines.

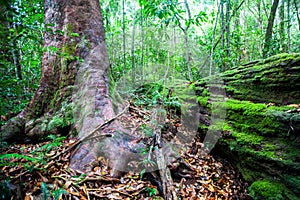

87,188,133,198
79,176,120,184
51,102,130,160
129,105,150,116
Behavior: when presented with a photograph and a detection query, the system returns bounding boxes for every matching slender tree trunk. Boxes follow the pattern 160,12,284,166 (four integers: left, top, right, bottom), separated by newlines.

210,1,221,76
294,0,300,31
174,0,192,80
122,0,126,74
279,0,286,52
131,14,136,86
263,0,280,58
184,30,191,80
140,6,144,82
183,0,192,81
9,18,23,80
221,0,225,51
257,1,264,55
225,0,231,70
12,43,22,80
287,0,291,52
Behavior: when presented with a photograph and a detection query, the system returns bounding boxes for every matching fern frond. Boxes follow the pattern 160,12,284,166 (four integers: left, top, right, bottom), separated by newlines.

0,153,40,162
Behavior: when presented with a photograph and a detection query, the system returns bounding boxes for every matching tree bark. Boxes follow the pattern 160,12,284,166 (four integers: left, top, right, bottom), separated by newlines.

122,0,126,74
131,12,136,86
174,0,192,80
221,0,225,52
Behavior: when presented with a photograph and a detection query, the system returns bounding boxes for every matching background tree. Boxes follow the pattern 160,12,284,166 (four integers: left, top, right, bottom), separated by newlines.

279,0,286,52
294,0,300,31
263,0,280,58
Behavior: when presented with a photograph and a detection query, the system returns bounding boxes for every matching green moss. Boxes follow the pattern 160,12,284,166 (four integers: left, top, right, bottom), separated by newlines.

48,115,65,130
217,53,300,104
223,99,292,136
281,175,300,193
197,96,209,106
47,101,74,131
232,132,263,145
249,180,294,200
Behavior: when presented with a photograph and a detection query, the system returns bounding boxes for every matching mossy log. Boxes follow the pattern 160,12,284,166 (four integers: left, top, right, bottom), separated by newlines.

197,53,300,105
194,53,300,200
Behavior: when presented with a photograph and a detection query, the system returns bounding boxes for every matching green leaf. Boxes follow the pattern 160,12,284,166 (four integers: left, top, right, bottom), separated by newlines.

41,182,51,200
52,188,68,200
140,169,146,179
45,23,55,27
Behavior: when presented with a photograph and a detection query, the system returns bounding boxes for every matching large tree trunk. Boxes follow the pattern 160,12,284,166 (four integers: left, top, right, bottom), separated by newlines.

1,0,116,167
1,0,107,140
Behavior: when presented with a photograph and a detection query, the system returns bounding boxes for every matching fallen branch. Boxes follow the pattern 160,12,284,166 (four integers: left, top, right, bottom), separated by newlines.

88,188,133,198
79,176,120,184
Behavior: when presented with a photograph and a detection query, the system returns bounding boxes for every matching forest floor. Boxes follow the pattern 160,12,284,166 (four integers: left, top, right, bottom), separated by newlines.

0,102,252,200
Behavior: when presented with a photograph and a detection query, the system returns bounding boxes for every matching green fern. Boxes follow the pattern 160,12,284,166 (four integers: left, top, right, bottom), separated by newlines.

32,134,66,154
52,188,68,200
0,153,43,169
0,153,40,162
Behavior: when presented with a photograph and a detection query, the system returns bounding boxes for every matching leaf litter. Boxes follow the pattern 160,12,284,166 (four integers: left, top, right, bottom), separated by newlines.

0,103,252,199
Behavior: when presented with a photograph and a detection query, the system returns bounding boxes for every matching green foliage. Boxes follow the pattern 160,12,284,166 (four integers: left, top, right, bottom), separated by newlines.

0,153,40,163
0,134,65,172
32,134,66,153
52,188,68,200
140,124,154,137
139,168,146,179
46,102,74,131
145,186,157,197
131,83,181,113
40,182,68,200
0,153,43,172
0,141,8,149
0,0,43,123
